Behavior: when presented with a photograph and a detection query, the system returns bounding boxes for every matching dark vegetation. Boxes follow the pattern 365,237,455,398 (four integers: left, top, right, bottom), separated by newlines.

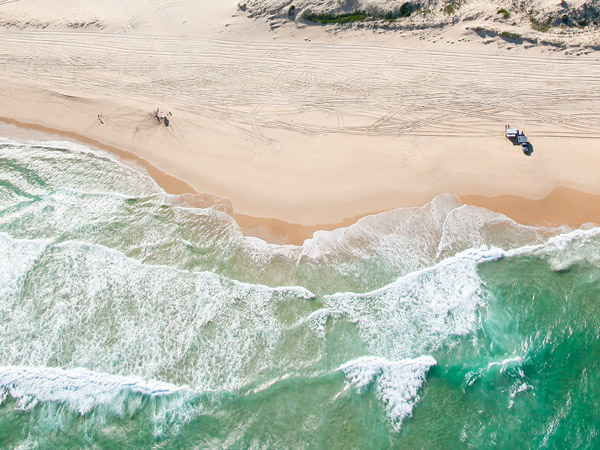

444,3,459,15
302,10,367,24
302,3,418,24
528,3,599,32
497,8,510,19
529,15,551,32
500,30,521,39
399,2,415,17
293,0,598,33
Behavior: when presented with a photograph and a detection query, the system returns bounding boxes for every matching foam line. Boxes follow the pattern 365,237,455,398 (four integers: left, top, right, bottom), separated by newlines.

0,366,186,415
0,231,315,298
0,136,143,176
0,232,316,392
4,135,597,284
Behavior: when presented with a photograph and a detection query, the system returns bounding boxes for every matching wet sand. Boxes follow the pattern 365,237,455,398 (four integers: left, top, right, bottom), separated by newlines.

2,118,599,245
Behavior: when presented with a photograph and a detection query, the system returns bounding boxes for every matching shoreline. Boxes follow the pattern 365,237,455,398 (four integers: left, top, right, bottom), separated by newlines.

0,2,599,245
2,117,599,245
1,33,600,236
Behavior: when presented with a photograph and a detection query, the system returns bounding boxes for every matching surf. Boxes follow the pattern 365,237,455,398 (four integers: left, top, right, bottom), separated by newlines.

1,136,600,448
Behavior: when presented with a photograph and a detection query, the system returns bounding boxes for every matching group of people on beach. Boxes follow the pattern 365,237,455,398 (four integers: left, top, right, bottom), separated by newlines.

98,108,173,127
154,108,172,127
96,109,172,127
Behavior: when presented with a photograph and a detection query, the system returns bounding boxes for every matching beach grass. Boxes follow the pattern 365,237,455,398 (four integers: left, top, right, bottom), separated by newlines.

302,10,367,24
497,8,510,19
444,4,457,15
302,4,417,25
501,30,522,39
530,16,551,32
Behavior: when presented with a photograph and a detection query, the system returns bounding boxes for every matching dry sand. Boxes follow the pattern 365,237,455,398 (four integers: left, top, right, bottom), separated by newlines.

1,0,599,243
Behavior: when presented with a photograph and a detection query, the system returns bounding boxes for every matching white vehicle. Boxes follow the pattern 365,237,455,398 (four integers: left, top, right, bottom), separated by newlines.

505,125,530,152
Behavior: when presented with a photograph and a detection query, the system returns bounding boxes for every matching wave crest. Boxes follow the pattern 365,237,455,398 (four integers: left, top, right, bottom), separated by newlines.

0,365,187,415
339,355,436,430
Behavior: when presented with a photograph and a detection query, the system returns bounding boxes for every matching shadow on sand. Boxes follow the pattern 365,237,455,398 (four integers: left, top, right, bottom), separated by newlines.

508,136,534,156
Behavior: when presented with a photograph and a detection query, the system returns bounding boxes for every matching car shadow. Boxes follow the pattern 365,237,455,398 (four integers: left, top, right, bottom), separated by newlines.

508,136,533,156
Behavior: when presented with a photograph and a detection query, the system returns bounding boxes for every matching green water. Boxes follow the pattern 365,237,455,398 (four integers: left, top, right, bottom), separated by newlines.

0,137,599,449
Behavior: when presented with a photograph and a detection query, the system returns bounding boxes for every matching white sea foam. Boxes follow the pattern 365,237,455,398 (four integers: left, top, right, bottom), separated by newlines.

4,135,595,299
3,135,600,444
487,356,523,373
302,194,462,263
485,225,600,270
317,247,498,360
0,137,161,198
338,355,436,430
533,226,600,270
0,232,316,392
317,227,600,360
3,223,596,397
0,137,146,179
0,365,186,415
436,204,558,259
0,233,48,301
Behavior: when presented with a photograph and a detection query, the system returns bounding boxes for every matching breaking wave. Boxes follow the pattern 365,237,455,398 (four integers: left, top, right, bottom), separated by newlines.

0,365,187,415
338,355,437,430
1,136,600,442
0,137,569,297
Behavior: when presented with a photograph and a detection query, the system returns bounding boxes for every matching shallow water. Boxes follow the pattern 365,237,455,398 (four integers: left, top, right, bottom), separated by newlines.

0,137,598,449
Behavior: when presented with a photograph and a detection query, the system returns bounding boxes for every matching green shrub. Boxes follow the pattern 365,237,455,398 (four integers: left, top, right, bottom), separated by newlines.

302,10,367,24
530,16,551,32
288,5,296,16
400,2,413,17
444,4,456,14
375,4,416,20
501,31,522,39
302,6,420,25
497,8,510,19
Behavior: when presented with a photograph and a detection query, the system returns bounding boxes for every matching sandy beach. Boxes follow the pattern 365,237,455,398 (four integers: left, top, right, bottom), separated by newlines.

1,0,599,243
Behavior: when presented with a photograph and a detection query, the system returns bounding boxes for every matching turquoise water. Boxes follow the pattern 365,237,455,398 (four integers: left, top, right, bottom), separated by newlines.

0,137,599,449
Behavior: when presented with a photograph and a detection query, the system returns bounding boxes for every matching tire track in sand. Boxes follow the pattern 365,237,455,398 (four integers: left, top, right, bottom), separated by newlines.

0,30,599,142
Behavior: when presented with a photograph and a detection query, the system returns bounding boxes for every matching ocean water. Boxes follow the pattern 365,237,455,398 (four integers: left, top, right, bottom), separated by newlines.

0,136,599,449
